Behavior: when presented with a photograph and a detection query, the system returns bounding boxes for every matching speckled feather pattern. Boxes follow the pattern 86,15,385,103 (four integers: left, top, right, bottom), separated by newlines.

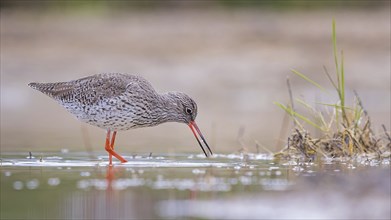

29,73,198,131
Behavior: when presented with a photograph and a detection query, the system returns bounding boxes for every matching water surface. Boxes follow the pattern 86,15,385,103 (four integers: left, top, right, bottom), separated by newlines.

1,152,390,219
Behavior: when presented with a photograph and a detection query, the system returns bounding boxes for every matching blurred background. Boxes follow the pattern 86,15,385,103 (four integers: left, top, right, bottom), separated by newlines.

1,0,390,154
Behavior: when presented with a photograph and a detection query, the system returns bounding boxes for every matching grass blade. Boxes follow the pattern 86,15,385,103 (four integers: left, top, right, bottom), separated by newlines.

340,50,345,108
296,98,328,130
291,69,329,94
274,102,325,131
323,65,338,91
332,19,340,84
315,102,354,111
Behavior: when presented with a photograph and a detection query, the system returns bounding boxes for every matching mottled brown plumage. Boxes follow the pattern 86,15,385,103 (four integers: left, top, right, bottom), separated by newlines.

29,73,212,164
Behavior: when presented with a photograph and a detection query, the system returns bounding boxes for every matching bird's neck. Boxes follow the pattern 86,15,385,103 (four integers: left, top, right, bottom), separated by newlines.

156,92,183,123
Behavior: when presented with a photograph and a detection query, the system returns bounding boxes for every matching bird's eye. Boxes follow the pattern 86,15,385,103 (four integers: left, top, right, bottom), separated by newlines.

185,107,192,115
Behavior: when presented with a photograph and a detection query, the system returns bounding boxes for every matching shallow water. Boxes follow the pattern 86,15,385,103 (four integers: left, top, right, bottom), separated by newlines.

1,152,390,219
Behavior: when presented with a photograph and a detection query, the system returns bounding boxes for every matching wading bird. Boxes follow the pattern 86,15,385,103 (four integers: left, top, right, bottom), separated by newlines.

29,73,213,165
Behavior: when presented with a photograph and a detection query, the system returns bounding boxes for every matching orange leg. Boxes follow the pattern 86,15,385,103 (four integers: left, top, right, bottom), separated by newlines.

109,131,117,164
105,130,127,165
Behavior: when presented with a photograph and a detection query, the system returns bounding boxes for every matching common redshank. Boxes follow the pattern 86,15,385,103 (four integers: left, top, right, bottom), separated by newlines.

28,73,213,165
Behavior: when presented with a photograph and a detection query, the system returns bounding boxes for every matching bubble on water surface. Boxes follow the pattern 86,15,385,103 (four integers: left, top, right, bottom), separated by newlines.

268,166,279,170
245,171,253,176
261,154,274,160
282,161,298,166
229,178,238,185
151,177,231,192
260,179,292,191
227,154,242,159
46,156,63,160
156,175,164,181
85,179,107,190
61,148,69,153
215,184,231,192
80,171,91,177
192,169,205,175
48,177,61,186
4,171,11,177
26,179,39,190
239,176,252,185
323,158,334,164
94,180,108,190
369,160,380,166
112,178,145,190
292,166,304,172
13,181,23,190
77,180,89,189
193,153,205,158
126,168,136,174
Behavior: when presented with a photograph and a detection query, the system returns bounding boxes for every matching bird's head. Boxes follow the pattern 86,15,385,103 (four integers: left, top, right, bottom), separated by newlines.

164,92,213,157
165,92,197,124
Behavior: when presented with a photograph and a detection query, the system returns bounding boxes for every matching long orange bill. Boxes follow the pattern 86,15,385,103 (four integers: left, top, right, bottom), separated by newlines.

188,121,213,157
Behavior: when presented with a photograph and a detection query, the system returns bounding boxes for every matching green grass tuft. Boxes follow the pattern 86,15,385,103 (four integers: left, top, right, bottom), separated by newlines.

274,20,390,162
